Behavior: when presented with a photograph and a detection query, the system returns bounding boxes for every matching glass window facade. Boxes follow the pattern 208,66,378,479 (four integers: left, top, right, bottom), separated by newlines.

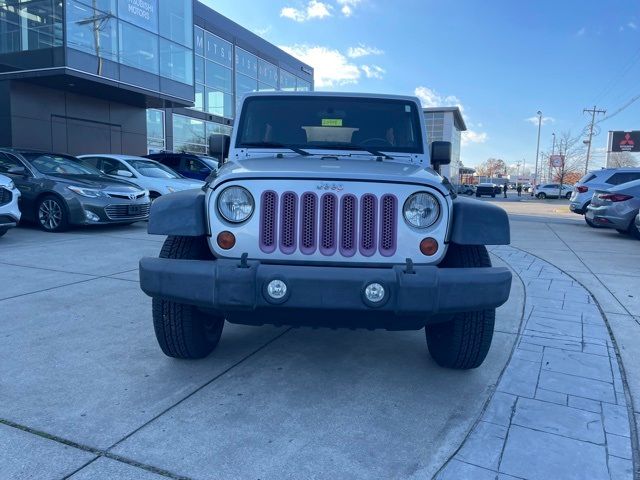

0,0,63,54
171,113,232,154
66,0,118,61
62,0,194,86
146,109,165,152
424,112,445,142
192,27,233,118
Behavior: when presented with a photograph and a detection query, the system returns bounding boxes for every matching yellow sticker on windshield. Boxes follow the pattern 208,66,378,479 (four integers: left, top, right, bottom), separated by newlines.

322,118,343,127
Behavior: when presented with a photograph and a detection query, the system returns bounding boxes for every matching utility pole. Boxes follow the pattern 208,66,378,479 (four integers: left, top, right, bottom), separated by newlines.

533,111,542,190
548,132,556,183
583,105,606,174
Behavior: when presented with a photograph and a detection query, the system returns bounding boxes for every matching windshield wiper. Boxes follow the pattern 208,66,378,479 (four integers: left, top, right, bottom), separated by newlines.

321,144,394,160
240,142,311,156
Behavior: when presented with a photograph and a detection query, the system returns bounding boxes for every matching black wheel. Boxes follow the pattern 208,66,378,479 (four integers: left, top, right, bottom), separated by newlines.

565,192,572,199
475,193,480,197
585,216,600,228
0,227,7,237
537,193,546,199
491,194,496,198
426,244,495,369
36,195,68,232
149,192,161,202
616,229,629,235
152,236,225,359
630,221,640,240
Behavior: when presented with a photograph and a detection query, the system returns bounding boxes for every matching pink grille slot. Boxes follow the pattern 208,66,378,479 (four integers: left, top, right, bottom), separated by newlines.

359,194,377,257
339,194,357,257
379,194,397,257
279,192,297,254
259,191,277,253
319,193,338,255
299,192,318,254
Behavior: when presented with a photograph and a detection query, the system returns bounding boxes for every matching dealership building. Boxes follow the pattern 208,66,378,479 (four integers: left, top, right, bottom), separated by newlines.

423,106,466,185
0,0,314,156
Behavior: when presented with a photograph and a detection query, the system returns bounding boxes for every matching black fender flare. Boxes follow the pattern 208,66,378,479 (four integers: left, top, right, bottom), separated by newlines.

448,197,510,245
148,189,208,236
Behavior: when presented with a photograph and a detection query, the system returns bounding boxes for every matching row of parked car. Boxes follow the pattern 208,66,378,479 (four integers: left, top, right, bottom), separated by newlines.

569,167,640,239
0,149,219,236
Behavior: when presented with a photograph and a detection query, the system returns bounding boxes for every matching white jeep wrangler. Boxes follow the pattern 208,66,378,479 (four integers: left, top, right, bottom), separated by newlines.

140,92,512,369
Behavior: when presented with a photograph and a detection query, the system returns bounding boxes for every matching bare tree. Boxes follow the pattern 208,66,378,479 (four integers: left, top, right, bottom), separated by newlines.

551,131,586,197
608,152,639,168
475,158,507,180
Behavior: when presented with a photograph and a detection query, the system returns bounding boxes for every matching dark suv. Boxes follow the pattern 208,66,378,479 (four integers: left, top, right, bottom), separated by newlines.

145,152,219,181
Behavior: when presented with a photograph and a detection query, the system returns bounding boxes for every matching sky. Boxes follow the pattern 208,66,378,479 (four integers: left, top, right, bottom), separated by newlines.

204,0,640,169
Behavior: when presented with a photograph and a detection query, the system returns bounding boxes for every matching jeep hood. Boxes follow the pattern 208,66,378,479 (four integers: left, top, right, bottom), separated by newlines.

214,156,448,194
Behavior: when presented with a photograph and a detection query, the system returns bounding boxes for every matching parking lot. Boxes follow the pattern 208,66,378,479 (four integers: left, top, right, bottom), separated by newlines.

1,195,638,480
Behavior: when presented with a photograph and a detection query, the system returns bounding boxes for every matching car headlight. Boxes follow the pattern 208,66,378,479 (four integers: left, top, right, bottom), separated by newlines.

217,186,254,223
67,186,106,198
403,192,440,228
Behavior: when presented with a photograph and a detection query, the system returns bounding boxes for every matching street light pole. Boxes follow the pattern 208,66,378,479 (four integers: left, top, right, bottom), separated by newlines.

533,111,542,191
583,106,606,174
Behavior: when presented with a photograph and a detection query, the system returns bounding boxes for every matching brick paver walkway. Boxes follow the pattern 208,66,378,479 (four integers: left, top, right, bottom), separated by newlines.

436,246,635,480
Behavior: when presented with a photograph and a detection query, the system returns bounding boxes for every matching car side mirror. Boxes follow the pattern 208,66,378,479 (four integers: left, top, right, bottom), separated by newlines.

209,134,231,164
7,166,27,176
116,170,134,178
430,141,452,166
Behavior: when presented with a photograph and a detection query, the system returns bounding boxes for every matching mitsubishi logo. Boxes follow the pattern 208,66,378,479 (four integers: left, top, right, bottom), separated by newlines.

316,182,344,191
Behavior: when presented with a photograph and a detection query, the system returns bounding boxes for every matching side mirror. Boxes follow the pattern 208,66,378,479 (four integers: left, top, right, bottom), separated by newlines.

209,134,231,164
430,141,452,166
7,166,27,176
116,170,134,178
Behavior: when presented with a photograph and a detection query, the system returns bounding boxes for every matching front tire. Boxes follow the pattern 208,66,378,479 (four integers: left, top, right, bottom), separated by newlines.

565,192,572,199
426,244,495,369
152,235,225,359
0,227,7,237
36,195,68,232
537,192,546,199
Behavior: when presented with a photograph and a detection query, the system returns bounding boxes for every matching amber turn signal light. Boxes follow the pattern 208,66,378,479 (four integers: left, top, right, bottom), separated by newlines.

217,231,236,250
419,237,438,256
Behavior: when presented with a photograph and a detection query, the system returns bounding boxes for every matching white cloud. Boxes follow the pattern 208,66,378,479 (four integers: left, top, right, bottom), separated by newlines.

525,115,555,126
629,21,638,29
361,64,385,79
280,1,333,22
337,0,361,17
414,86,464,112
414,86,487,147
576,27,586,36
253,25,272,37
280,44,360,87
347,44,383,58
462,131,488,146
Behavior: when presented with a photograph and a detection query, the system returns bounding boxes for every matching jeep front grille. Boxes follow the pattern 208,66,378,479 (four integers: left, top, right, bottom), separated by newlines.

259,191,397,257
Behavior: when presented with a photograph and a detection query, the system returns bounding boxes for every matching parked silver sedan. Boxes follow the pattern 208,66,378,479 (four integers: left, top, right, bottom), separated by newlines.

585,178,640,239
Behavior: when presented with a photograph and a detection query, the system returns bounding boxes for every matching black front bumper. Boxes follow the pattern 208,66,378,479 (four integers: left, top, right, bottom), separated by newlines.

140,258,512,329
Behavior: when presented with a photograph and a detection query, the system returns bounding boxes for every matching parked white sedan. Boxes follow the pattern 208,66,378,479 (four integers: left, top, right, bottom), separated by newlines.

0,173,21,237
534,183,572,199
77,155,205,200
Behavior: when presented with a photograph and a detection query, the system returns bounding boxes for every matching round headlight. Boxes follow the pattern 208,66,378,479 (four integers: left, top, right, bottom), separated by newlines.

403,192,440,228
217,186,254,223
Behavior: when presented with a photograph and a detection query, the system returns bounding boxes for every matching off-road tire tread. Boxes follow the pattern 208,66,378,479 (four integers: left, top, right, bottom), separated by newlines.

152,236,222,359
427,244,495,369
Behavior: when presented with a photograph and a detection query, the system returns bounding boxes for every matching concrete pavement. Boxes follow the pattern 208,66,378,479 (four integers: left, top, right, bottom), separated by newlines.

1,224,522,479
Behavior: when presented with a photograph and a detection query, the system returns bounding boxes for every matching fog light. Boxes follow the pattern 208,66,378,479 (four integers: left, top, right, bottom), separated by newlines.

267,280,287,299
85,211,99,222
420,237,438,256
365,283,385,303
217,231,236,249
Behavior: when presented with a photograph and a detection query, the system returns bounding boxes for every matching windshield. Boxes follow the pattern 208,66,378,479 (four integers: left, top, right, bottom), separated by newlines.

236,96,423,154
128,159,181,179
198,156,220,170
23,153,101,175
